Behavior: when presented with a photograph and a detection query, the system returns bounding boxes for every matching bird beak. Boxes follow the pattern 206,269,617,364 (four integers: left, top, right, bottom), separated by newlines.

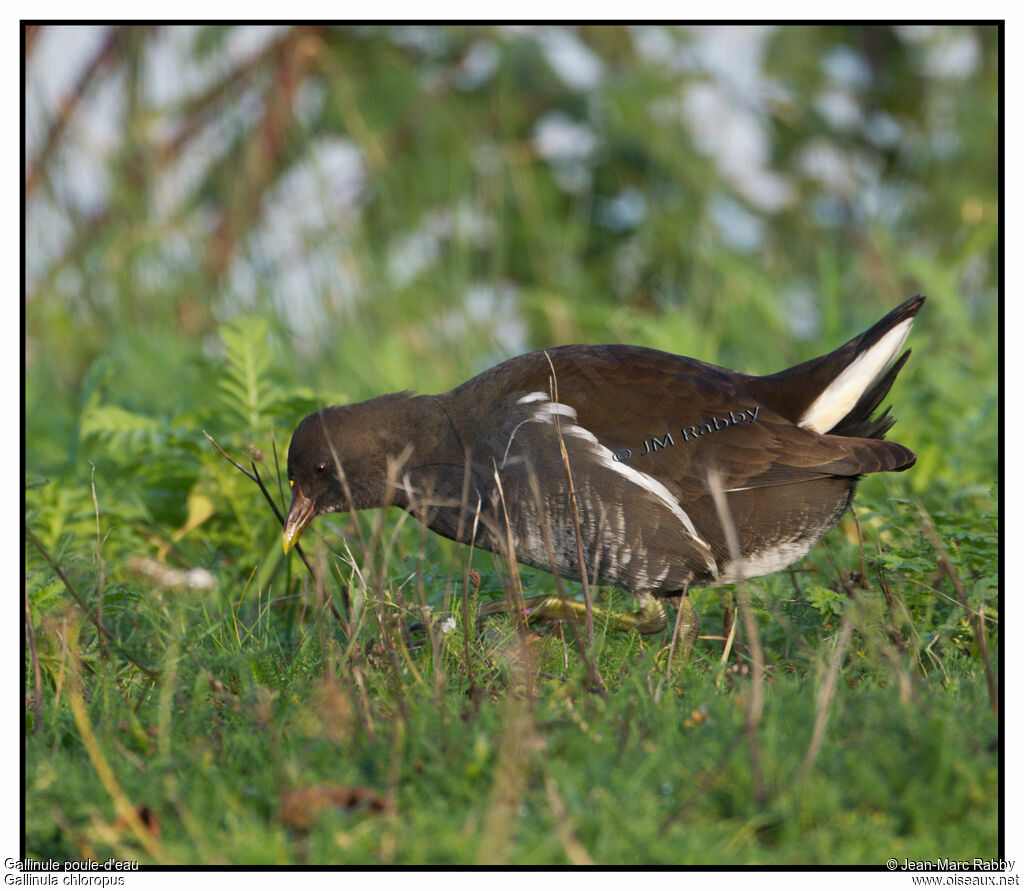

282,484,316,554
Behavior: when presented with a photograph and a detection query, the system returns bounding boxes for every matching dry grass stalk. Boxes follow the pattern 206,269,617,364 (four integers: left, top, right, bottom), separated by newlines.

68,662,173,864
543,353,596,652
24,584,44,734
90,464,108,659
476,640,542,865
491,465,529,629
544,775,594,865
705,468,767,807
796,607,855,782
520,461,599,688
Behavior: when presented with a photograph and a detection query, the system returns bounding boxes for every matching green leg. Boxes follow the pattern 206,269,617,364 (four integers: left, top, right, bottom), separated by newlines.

477,591,677,636
664,592,700,662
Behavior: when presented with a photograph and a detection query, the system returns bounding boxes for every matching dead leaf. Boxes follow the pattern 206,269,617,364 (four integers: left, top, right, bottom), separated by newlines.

280,784,391,830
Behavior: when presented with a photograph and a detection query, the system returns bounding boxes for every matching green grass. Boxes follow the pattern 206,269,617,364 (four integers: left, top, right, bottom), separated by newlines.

25,25,998,866
24,628,997,865
22,388,1000,864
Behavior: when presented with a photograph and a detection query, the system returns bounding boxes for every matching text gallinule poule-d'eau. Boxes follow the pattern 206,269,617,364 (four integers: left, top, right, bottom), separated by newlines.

283,297,923,654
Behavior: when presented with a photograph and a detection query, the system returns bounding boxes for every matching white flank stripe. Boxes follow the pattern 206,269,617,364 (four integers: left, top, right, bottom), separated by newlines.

504,397,578,466
596,446,708,548
517,391,549,405
535,403,578,422
523,399,712,557
798,317,914,433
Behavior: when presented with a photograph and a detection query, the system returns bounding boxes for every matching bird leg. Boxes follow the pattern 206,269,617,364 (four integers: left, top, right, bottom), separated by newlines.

662,592,701,663
477,590,699,642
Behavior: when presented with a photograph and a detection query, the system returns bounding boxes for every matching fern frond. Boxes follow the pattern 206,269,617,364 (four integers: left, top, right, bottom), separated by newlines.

80,404,163,453
218,318,284,433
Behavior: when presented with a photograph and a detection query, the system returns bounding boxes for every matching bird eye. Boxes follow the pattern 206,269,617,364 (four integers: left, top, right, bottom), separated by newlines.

315,462,328,476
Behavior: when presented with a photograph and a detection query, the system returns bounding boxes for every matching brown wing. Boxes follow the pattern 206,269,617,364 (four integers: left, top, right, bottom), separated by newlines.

461,344,914,504
443,343,914,591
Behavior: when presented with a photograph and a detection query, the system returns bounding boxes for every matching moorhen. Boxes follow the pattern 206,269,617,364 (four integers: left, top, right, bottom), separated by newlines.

283,296,923,654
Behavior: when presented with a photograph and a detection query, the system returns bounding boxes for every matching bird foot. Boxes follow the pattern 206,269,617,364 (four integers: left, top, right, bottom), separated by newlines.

477,592,672,636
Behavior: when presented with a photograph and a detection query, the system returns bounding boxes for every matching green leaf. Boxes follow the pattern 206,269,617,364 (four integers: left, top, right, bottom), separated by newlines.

218,318,284,434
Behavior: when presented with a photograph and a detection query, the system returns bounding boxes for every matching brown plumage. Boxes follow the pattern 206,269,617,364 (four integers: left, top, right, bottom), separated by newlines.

283,296,923,645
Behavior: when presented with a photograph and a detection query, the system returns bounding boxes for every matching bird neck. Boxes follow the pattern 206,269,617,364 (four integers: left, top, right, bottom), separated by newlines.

349,392,467,511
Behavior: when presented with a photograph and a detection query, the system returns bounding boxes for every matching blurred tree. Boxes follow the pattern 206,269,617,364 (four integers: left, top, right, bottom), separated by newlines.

25,24,998,473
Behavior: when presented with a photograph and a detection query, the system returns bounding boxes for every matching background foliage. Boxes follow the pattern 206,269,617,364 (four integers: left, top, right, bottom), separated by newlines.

24,24,998,866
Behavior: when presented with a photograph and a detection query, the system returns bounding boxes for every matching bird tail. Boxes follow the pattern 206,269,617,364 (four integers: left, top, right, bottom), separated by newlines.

747,295,925,438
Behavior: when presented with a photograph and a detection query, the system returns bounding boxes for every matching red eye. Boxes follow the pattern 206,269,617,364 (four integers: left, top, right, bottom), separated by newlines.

315,463,328,476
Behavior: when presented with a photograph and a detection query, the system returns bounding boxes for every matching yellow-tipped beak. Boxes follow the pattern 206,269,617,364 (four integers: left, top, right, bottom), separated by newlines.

282,486,316,554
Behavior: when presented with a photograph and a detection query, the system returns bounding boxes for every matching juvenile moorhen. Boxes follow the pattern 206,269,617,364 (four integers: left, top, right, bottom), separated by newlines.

283,297,923,654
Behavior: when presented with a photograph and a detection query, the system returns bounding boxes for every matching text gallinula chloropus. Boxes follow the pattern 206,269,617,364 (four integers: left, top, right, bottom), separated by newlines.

284,297,923,653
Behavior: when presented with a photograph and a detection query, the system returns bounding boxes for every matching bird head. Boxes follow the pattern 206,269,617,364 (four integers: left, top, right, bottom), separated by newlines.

283,410,344,553
282,397,414,554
